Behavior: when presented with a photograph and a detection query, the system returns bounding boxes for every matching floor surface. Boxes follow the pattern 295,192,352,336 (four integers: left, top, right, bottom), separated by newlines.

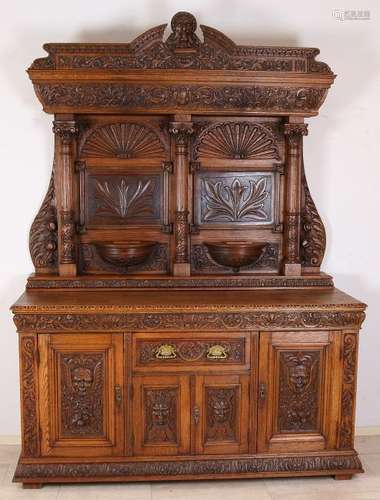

1,437,380,499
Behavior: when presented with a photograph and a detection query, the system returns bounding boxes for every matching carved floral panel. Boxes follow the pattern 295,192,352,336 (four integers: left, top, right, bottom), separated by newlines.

277,350,321,433
85,173,161,226
143,388,178,445
60,353,105,437
205,387,238,443
195,172,274,225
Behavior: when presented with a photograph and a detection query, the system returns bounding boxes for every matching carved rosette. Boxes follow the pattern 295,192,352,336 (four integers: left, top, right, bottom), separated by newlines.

174,210,189,263
339,333,358,449
60,210,75,264
20,335,39,457
29,169,57,272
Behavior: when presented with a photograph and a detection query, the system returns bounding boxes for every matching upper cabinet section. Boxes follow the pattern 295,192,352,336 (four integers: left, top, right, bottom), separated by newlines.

27,11,335,116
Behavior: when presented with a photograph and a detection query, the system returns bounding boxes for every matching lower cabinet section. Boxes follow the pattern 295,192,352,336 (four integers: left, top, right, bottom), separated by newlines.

16,328,362,484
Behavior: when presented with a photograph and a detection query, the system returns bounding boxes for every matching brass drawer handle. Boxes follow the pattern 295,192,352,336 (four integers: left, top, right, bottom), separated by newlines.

155,344,177,359
206,344,228,359
115,384,122,408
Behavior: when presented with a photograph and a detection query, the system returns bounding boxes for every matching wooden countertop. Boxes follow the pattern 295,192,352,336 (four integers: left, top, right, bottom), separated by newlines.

11,288,366,313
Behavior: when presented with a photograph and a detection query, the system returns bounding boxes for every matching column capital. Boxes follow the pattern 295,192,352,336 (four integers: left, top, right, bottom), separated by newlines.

52,120,78,143
284,123,309,145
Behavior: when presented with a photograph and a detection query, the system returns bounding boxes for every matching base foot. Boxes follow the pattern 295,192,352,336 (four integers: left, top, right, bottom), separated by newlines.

333,474,353,480
22,483,43,489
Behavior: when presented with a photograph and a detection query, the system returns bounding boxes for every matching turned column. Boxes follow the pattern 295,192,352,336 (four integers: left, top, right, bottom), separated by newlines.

52,115,78,276
283,120,308,276
169,116,193,276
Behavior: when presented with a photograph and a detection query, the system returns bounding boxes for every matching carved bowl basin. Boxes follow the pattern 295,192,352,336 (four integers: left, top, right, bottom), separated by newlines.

95,241,157,267
204,241,267,273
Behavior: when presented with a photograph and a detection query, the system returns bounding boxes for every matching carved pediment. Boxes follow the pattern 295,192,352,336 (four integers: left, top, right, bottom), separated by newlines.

30,11,332,73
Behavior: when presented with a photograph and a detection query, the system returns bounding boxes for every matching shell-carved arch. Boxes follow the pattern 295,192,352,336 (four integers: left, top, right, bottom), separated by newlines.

193,122,280,160
79,122,167,159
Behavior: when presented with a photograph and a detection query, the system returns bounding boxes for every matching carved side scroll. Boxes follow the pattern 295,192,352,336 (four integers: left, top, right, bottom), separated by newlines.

29,168,58,273
300,159,326,268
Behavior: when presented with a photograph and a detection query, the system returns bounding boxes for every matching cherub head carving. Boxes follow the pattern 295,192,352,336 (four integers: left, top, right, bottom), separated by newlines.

167,12,200,50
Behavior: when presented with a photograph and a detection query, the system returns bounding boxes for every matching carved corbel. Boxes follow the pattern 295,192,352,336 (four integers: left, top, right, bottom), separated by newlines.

283,122,308,275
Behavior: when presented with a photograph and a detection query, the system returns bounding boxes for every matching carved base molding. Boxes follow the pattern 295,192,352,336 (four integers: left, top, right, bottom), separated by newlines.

26,274,334,290
14,453,363,483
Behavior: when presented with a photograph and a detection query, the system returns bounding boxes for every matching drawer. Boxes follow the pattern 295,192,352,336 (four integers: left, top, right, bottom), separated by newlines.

132,332,252,372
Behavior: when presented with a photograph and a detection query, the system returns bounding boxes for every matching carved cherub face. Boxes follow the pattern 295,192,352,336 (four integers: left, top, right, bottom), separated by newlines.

289,364,309,392
211,398,230,423
170,12,197,48
152,402,170,426
72,367,93,394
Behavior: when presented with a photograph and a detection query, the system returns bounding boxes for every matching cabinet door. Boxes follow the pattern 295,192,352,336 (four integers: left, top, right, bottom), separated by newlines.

257,331,341,453
194,374,250,455
39,333,124,457
132,375,190,456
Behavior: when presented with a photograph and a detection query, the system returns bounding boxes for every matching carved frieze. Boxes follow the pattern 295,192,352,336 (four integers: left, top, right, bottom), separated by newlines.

278,351,320,432
13,309,365,333
60,353,104,437
35,83,327,114
29,170,57,272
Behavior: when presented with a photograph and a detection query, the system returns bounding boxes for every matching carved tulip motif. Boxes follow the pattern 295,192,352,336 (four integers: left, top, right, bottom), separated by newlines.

203,177,269,222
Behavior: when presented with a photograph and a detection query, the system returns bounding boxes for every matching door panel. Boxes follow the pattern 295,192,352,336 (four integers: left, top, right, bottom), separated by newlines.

132,375,190,456
38,333,124,457
195,374,250,454
257,331,341,453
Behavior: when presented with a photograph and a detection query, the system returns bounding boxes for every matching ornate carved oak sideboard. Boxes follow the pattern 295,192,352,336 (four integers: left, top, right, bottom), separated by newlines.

12,12,366,488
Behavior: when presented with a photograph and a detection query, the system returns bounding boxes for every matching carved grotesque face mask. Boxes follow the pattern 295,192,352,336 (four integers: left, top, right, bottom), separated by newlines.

289,364,309,392
152,402,170,426
72,367,93,394
211,398,230,423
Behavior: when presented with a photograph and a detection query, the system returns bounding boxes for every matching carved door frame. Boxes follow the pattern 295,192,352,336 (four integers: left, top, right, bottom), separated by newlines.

257,330,341,453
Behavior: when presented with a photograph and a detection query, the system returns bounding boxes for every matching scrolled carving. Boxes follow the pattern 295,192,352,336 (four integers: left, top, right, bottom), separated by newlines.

52,120,78,143
301,161,326,267
284,123,309,146
193,121,280,160
169,122,194,145
20,335,39,457
60,210,76,264
29,170,57,272
339,333,358,449
14,454,362,481
174,210,189,263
